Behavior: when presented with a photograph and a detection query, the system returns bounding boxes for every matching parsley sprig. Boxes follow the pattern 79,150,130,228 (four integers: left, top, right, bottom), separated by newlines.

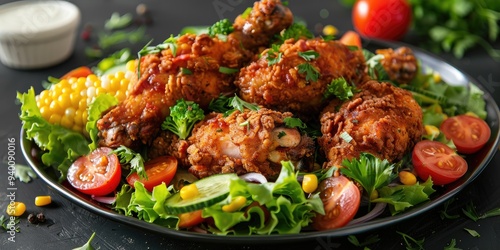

137,35,178,77
266,44,282,66
324,77,356,101
113,146,147,179
297,63,320,82
208,94,260,116
462,201,500,222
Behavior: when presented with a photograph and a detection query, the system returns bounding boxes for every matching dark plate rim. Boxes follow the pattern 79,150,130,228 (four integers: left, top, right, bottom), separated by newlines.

20,39,500,244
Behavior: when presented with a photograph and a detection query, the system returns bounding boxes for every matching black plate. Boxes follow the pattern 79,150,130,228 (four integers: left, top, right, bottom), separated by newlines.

20,40,500,244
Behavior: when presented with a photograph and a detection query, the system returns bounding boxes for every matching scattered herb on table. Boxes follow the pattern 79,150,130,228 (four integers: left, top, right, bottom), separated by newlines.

464,228,481,238
347,234,380,248
73,232,97,250
443,239,461,250
14,164,37,183
397,231,425,250
440,197,460,220
462,201,500,222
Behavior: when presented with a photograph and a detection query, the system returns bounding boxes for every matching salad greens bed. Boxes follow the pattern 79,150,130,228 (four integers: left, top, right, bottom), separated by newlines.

17,19,490,235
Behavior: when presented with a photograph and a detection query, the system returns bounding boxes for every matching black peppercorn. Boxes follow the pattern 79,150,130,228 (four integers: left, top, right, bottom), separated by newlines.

27,213,38,224
36,212,46,223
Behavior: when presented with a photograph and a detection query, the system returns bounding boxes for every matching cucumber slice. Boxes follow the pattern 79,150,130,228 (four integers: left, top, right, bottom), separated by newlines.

164,173,239,214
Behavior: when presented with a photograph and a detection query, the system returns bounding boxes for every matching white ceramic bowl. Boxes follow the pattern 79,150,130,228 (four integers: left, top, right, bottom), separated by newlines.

0,0,80,69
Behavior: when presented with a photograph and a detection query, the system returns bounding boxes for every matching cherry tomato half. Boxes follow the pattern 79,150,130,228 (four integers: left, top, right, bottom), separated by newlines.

339,30,362,50
67,147,121,196
440,115,491,154
312,175,361,231
126,156,178,192
352,0,412,40
178,210,204,228
61,66,93,79
412,140,468,185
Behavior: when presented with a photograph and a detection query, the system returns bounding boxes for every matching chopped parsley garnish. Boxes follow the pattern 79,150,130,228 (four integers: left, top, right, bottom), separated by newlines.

339,131,353,143
283,117,307,129
277,131,287,139
298,50,320,61
324,77,356,100
363,49,390,81
462,201,500,222
181,67,192,75
208,19,234,37
397,231,425,250
113,146,147,179
266,44,283,66
274,23,313,45
137,35,178,77
297,63,320,82
464,228,480,238
219,66,239,74
347,234,380,248
209,94,260,116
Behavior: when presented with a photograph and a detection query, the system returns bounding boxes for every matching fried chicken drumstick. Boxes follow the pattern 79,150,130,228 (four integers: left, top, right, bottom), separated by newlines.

318,80,424,168
97,0,293,149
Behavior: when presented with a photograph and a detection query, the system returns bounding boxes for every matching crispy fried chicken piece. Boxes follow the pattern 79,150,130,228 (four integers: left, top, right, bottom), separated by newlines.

97,0,293,149
148,130,190,167
376,46,418,84
318,80,424,168
186,108,315,180
235,38,367,120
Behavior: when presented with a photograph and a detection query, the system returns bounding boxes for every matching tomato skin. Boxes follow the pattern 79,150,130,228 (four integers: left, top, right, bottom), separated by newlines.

412,140,468,185
67,147,121,196
61,66,93,79
178,210,204,228
312,175,361,231
126,156,178,192
352,0,412,40
339,31,362,49
440,115,491,154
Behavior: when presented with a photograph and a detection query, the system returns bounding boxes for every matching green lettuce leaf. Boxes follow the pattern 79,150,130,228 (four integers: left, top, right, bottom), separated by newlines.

17,88,89,181
86,93,118,151
372,178,435,215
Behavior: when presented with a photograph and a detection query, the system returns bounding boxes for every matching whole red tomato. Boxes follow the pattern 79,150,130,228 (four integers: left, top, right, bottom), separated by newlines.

352,0,412,40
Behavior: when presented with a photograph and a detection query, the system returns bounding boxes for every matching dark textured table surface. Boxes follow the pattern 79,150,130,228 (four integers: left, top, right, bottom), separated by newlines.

1,1,500,249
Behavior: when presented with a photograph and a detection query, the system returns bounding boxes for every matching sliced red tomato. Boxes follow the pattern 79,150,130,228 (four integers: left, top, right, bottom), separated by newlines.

352,0,412,40
312,175,361,231
412,140,468,185
339,30,362,49
126,156,178,192
440,115,491,154
67,147,121,196
178,210,204,228
61,66,93,79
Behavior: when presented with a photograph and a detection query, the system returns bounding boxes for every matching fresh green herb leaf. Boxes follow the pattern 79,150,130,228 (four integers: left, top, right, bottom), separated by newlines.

266,44,282,66
462,201,500,221
443,239,461,250
113,146,147,179
93,48,133,76
1,215,20,232
240,7,252,19
98,26,146,50
219,66,239,74
229,94,260,112
341,153,397,201
363,50,390,81
14,164,37,183
397,231,425,250
105,12,133,30
321,35,335,41
72,232,96,250
137,35,178,77
277,131,286,139
440,197,460,220
41,76,60,90
274,23,313,45
324,77,356,100
208,19,234,37
464,228,480,237
161,99,205,140
283,117,307,129
298,50,320,61
347,234,380,248
181,67,192,75
297,63,320,82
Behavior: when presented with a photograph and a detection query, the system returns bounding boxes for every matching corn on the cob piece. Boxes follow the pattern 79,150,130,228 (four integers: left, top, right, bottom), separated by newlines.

36,60,137,135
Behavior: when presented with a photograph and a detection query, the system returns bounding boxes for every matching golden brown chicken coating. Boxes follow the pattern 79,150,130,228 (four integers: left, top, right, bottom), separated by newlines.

376,46,418,84
97,0,293,149
235,38,366,120
318,80,424,168
186,108,315,180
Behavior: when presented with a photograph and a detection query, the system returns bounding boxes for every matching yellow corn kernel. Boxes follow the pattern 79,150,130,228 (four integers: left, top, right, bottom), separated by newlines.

126,59,137,72
322,24,338,36
433,72,441,83
6,202,26,217
35,196,52,206
222,196,247,212
180,184,199,200
399,171,417,185
425,125,440,136
465,111,479,118
302,174,318,193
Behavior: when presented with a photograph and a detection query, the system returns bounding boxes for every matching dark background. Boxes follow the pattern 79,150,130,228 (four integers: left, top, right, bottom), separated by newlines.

1,0,500,249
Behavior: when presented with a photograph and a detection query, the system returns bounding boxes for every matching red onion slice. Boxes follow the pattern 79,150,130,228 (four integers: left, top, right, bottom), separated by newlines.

91,195,116,204
347,202,387,225
239,172,268,184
